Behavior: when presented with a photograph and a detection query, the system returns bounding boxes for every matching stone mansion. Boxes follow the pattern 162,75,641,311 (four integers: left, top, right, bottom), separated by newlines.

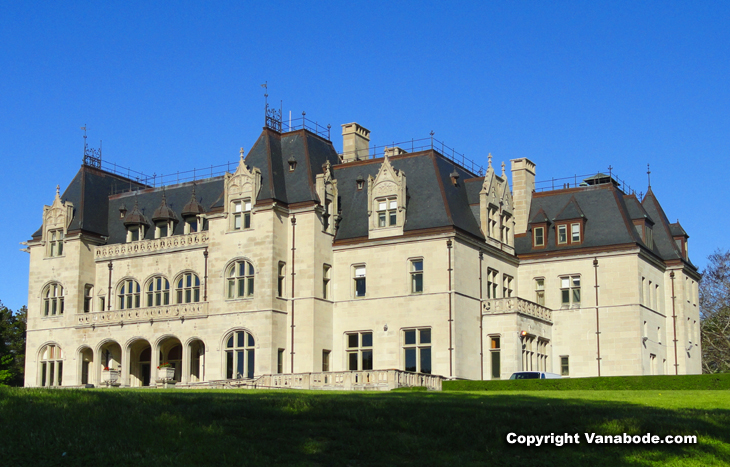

24,118,701,388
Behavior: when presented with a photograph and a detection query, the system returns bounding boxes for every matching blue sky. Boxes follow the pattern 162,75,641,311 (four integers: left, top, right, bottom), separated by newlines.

1,1,728,311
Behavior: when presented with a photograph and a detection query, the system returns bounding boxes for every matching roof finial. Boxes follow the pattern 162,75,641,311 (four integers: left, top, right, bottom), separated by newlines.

488,153,492,169
239,147,245,163
56,185,60,197
161,186,167,204
647,163,651,188
501,161,506,177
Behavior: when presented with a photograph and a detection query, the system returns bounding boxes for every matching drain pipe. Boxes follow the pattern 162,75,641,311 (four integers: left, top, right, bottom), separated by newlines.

670,271,678,375
290,216,297,373
593,258,601,376
447,239,454,378
479,250,484,381
203,247,208,302
107,261,113,310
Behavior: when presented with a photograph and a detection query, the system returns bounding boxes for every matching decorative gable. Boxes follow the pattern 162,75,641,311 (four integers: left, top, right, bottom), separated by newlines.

315,160,339,235
367,154,406,239
42,185,74,241
479,156,514,246
225,148,262,215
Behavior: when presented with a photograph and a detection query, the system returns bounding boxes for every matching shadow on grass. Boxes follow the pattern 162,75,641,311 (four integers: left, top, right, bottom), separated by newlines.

0,388,728,467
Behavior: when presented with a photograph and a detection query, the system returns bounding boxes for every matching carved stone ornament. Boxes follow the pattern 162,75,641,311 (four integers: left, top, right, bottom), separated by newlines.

225,148,261,213
42,185,74,240
367,154,407,235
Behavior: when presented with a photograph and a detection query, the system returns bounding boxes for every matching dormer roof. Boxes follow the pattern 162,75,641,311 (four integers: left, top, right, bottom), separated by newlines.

123,197,149,226
530,208,550,224
553,196,585,221
182,187,206,217
151,192,177,222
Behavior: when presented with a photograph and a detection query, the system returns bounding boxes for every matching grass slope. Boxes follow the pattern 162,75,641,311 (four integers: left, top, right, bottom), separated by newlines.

443,373,730,392
1,387,728,467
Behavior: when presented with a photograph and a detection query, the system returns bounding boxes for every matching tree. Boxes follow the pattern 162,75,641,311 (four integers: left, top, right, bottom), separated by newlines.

0,302,26,386
700,249,730,374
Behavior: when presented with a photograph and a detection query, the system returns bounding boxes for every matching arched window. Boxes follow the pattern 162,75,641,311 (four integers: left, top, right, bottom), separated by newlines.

225,331,255,379
227,261,254,299
176,272,201,303
118,279,141,309
39,344,63,387
146,276,170,307
42,283,64,317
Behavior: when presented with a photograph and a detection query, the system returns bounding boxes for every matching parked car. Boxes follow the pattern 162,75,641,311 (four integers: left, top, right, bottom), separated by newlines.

509,371,562,380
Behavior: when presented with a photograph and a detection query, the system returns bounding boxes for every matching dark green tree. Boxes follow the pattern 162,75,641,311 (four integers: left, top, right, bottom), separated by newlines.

700,250,730,373
0,302,26,386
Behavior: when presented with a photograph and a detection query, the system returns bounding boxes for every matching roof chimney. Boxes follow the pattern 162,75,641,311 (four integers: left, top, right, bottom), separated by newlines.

510,158,536,234
341,123,370,163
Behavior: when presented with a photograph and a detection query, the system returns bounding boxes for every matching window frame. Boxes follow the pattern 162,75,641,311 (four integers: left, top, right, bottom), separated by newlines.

560,355,569,376
489,335,501,379
83,285,93,313
559,275,581,308
231,199,252,231
502,275,514,298
277,262,286,298
375,197,397,228
534,278,545,306
346,331,373,371
146,275,171,307
176,272,201,304
533,226,545,247
39,344,63,387
47,229,64,257
322,350,330,372
353,264,366,298
117,279,141,310
410,259,424,294
42,282,64,317
227,260,255,299
403,328,431,374
322,264,331,300
557,224,568,245
224,330,256,379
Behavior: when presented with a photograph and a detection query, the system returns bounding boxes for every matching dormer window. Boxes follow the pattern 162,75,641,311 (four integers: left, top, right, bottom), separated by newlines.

645,225,653,249
128,226,141,242
555,221,583,246
571,223,581,243
377,198,397,227
232,200,251,230
533,227,545,247
288,156,297,172
557,225,568,244
48,229,64,257
155,221,171,238
123,196,149,243
356,176,364,190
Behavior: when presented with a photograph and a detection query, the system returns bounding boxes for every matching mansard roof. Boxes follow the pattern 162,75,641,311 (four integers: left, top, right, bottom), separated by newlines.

333,150,483,241
243,128,340,205
641,187,694,267
624,195,653,223
553,196,585,221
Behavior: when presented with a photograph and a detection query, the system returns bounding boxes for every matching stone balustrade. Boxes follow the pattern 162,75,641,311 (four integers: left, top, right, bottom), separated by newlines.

482,297,552,322
76,302,208,328
95,231,209,260
210,369,444,391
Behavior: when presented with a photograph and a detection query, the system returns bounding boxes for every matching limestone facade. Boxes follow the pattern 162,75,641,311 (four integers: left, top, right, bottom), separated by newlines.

24,122,701,388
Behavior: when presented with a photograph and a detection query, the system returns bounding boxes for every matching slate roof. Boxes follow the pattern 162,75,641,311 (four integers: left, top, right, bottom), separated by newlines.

641,188,695,267
553,196,586,221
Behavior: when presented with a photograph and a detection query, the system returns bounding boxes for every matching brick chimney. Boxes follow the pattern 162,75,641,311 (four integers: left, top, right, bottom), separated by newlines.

341,123,370,163
510,158,536,234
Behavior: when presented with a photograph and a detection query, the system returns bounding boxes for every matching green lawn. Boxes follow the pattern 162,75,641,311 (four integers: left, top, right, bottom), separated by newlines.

1,387,728,466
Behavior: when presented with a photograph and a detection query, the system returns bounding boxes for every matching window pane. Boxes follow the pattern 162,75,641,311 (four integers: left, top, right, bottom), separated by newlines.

227,336,234,348
185,290,191,303
348,352,358,370
491,337,500,349
226,352,233,379
248,263,255,275
361,332,372,347
361,350,373,370
238,279,245,297
412,260,423,272
561,290,570,304
247,277,254,296
248,333,255,347
389,200,397,209
355,267,366,277
348,334,358,348
420,348,431,374
186,274,192,287
237,332,245,347
244,213,251,229
491,351,501,379
247,349,255,379
193,289,199,302
389,211,396,226
413,274,423,292
378,212,386,227
404,330,416,345
536,279,544,290
239,262,245,276
234,215,241,229
379,202,386,210
572,277,580,287
419,329,431,344
573,289,581,304
405,348,417,372
244,201,251,211
236,351,244,378
234,202,242,213
355,278,366,297
561,277,570,288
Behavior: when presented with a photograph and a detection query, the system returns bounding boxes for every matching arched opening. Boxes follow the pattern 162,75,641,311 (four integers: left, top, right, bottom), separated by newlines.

39,344,63,387
188,339,205,383
128,339,152,387
98,340,121,386
79,347,93,385
158,336,183,382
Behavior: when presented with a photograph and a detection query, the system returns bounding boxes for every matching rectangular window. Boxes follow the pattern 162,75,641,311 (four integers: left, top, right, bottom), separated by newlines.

277,262,285,298
376,198,397,228
346,331,373,371
323,265,331,299
277,349,284,374
571,223,580,243
560,356,569,376
410,259,423,293
322,350,330,372
560,275,581,307
403,328,431,374
487,269,498,299
84,285,93,313
490,336,501,379
521,334,535,371
503,275,513,298
99,296,106,312
130,227,140,242
354,265,366,297
557,225,567,244
48,230,64,257
535,278,545,306
533,227,544,247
